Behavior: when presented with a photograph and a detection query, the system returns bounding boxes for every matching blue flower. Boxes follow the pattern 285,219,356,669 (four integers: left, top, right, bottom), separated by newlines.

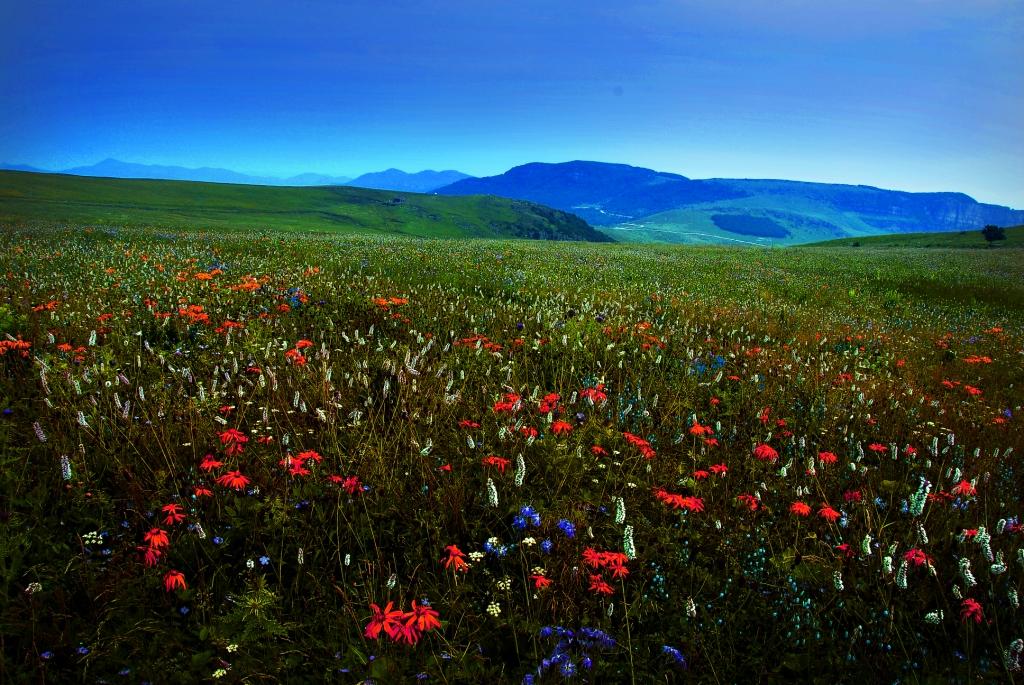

541,539,553,553
662,645,688,668
259,555,270,566
40,651,53,660
557,519,576,539
559,660,577,677
213,536,223,545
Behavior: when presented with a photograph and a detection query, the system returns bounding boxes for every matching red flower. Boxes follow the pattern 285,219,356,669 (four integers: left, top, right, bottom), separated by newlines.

818,505,841,523
904,548,933,567
199,454,223,472
689,420,713,437
442,545,469,572
588,574,615,596
295,450,323,463
139,545,162,567
952,480,976,496
790,501,811,517
591,445,608,456
365,601,404,640
737,494,760,511
752,444,779,463
215,470,250,491
406,600,441,633
654,488,704,513
194,486,213,498
693,470,709,481
868,443,887,453
960,598,984,624
161,503,186,526
709,463,728,476
531,574,553,589
163,570,186,592
341,475,363,495
218,428,249,456
551,420,573,436
458,420,480,429
818,451,838,465
482,455,511,473
295,339,314,349
143,527,170,549
835,543,854,559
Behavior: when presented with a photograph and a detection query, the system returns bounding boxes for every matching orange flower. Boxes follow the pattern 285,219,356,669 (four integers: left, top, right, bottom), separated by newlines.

143,527,170,549
163,570,187,592
215,470,251,491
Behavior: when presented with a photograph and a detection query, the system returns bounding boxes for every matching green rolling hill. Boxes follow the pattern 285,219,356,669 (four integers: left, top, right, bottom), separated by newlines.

0,170,611,242
804,225,1024,248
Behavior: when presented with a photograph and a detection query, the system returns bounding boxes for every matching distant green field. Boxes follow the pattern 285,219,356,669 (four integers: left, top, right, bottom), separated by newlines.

0,170,608,242
805,225,1024,248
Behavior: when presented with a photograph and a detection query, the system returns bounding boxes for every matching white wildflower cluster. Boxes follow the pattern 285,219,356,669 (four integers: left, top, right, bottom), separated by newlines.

486,478,499,507
908,477,930,516
896,560,908,589
521,537,536,547
514,454,526,487
833,570,844,591
923,610,943,625
861,534,872,556
486,601,501,617
1005,639,1024,672
623,525,636,560
975,527,994,562
495,576,512,591
959,558,977,587
614,496,626,525
83,530,103,545
882,556,894,576
686,597,697,618
991,551,1006,575
469,551,485,562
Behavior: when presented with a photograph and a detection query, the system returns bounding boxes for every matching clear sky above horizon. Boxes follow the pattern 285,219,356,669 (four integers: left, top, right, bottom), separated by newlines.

2,0,1022,206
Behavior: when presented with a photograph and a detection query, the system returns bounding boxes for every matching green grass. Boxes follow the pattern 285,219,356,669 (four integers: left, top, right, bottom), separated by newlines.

805,225,1024,248
1,221,1022,682
0,170,609,242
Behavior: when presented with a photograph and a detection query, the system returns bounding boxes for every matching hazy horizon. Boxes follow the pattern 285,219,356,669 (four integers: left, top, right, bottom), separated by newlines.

2,0,1022,205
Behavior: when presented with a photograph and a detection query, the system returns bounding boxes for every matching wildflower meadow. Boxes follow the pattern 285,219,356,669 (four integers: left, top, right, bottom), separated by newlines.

1,224,1022,683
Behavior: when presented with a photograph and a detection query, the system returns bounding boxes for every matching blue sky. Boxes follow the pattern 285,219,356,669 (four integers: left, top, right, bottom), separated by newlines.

2,0,1022,205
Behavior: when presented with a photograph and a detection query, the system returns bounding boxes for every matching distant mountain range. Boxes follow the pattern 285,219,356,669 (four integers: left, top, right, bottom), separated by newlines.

346,168,473,193
5,158,1021,245
436,161,1024,245
0,159,473,192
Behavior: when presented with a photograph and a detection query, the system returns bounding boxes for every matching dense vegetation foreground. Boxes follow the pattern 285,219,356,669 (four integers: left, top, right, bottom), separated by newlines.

1,224,1022,683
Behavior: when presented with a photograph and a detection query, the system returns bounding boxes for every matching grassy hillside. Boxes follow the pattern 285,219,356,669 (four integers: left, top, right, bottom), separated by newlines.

0,170,611,242
805,225,1024,248
602,192,916,246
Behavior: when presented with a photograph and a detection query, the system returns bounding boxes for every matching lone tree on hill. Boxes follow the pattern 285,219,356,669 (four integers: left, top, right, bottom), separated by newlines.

981,225,1006,245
